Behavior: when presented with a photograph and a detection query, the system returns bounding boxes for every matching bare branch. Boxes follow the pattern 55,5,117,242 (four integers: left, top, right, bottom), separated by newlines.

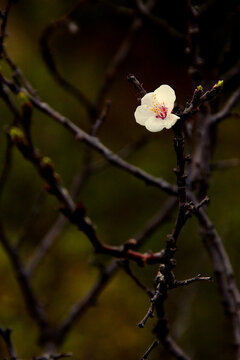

0,80,20,119
9,126,173,267
185,1,202,84
91,99,111,136
141,339,159,360
172,274,212,288
120,260,154,297
27,134,149,275
26,215,67,275
160,335,191,360
0,134,13,200
0,327,17,360
138,297,155,328
17,191,45,248
0,0,13,57
23,93,178,196
221,59,240,84
211,158,240,171
137,121,194,360
0,222,49,331
39,2,95,115
90,135,149,173
131,0,186,40
55,197,176,345
210,86,240,124
189,193,240,355
55,261,118,345
3,48,39,98
95,18,143,108
127,73,147,98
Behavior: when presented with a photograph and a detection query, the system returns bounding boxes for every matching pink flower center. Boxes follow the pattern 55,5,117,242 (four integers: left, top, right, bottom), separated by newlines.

152,104,168,119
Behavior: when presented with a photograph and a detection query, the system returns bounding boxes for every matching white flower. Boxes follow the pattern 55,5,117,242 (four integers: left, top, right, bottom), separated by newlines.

134,85,180,132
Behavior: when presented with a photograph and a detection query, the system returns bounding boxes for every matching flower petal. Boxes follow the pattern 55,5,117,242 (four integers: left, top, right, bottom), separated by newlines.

141,92,154,106
145,116,165,132
154,85,176,112
164,114,180,129
134,105,153,125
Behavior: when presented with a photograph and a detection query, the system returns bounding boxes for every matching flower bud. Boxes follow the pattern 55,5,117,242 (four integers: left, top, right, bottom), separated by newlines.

9,127,26,145
213,80,224,89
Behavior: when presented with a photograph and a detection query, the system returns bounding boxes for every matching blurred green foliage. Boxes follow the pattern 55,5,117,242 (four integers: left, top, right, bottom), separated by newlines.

0,0,240,359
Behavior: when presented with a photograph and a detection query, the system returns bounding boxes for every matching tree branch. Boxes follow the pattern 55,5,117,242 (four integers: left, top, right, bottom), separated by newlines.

189,193,240,356
131,0,186,40
20,93,178,196
0,222,49,331
210,86,240,124
141,339,159,360
172,274,212,288
0,327,17,360
54,197,176,345
0,0,13,57
0,134,13,200
39,1,95,115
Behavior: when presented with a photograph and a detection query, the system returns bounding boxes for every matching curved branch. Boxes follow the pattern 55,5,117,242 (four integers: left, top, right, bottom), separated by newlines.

0,222,49,331
210,86,240,124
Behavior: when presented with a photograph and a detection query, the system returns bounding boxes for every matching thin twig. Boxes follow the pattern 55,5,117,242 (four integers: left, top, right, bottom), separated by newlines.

9,127,172,266
26,215,67,275
189,192,240,356
210,86,240,124
22,93,178,196
161,335,191,360
3,48,39,97
0,135,13,200
39,2,95,115
132,0,186,40
120,260,154,297
0,327,17,360
17,191,45,248
90,135,149,173
0,81,20,120
95,17,143,108
54,197,176,345
27,145,92,275
185,1,202,84
55,261,118,345
141,339,159,360
91,99,111,136
0,0,13,57
0,222,49,331
173,274,212,288
211,158,240,171
127,73,147,98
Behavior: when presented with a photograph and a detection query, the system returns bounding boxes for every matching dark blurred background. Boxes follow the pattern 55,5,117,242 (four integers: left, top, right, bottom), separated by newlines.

0,0,240,359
